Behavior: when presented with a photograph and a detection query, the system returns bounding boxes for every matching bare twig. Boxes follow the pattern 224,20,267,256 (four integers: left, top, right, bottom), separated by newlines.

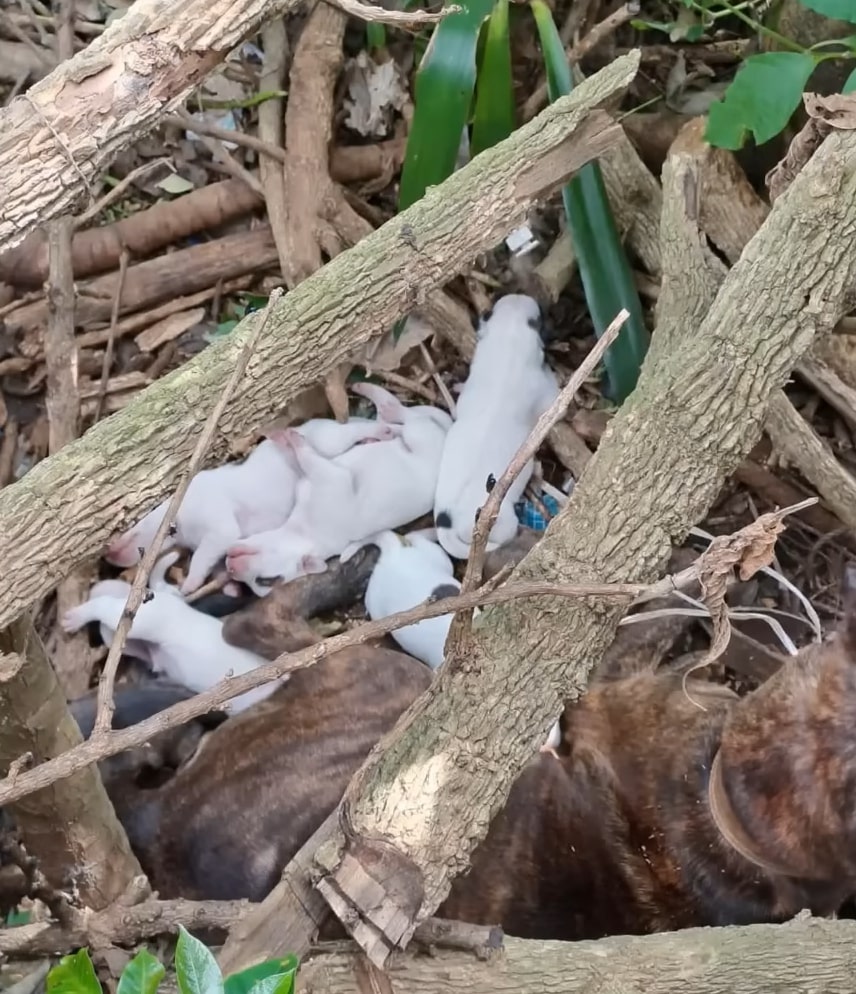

93,248,129,424
523,1,640,121
0,502,813,809
322,0,454,24
75,159,171,230
90,288,284,736
460,310,628,594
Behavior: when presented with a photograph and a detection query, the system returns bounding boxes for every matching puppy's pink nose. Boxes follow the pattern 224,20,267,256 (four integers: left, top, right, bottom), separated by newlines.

225,547,256,578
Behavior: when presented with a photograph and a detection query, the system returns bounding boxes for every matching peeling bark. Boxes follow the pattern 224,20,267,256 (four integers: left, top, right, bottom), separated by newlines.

0,0,307,254
0,56,636,631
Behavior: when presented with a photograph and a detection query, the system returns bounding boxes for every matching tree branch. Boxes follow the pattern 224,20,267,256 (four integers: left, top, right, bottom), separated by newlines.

0,54,637,632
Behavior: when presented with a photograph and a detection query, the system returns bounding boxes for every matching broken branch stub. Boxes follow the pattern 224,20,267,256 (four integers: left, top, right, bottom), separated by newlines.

313,125,856,967
0,52,638,632
0,0,307,255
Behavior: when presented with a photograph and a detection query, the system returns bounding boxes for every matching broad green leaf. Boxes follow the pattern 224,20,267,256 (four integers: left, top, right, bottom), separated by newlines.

246,972,297,994
844,65,856,91
175,926,225,994
531,0,650,403
117,951,165,994
225,956,298,994
5,907,30,925
704,52,815,150
47,950,102,994
798,0,856,22
470,0,515,156
398,0,499,209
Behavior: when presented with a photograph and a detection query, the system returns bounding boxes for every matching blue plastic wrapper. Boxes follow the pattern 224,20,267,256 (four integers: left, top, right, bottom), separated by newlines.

515,493,561,531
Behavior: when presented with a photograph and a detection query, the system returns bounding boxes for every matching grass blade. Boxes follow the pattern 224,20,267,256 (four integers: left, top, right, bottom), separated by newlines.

471,0,515,156
399,0,499,210
531,0,649,403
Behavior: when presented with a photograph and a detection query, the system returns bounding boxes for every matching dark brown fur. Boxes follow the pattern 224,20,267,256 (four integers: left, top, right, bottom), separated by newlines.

106,645,431,901
221,546,380,658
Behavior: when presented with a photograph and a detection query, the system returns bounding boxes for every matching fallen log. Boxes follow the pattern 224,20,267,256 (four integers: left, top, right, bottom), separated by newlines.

298,916,856,994
0,55,635,630
0,0,307,255
310,115,856,965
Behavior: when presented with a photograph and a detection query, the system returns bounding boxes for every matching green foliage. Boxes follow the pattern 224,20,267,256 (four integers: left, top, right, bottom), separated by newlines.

470,0,515,156
365,22,386,51
398,0,499,210
45,931,299,994
798,0,856,21
47,950,103,994
531,0,649,403
705,52,816,149
5,907,31,925
224,956,298,994
117,951,166,994
845,64,856,89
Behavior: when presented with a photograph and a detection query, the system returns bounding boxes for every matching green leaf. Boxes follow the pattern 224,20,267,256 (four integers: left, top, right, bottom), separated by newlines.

5,907,30,926
470,0,515,156
225,957,298,994
398,0,499,209
117,951,165,994
47,950,103,994
704,52,815,150
531,0,650,403
175,926,225,994
797,0,856,22
844,65,856,91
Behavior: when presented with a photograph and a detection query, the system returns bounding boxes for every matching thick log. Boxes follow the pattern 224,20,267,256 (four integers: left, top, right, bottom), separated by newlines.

0,0,305,254
312,122,856,964
298,917,856,994
0,56,636,637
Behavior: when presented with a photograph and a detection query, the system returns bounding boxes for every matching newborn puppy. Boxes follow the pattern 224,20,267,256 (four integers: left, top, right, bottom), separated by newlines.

225,392,451,596
62,555,281,714
105,416,395,594
362,529,459,670
434,294,558,559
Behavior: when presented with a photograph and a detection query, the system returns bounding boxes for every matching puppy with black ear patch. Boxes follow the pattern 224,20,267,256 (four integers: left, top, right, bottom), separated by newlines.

433,294,559,560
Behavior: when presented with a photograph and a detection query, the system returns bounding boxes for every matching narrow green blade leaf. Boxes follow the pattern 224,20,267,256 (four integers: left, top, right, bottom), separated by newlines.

225,956,299,994
175,926,225,994
531,0,650,403
366,22,386,50
47,951,103,994
470,0,515,156
704,52,816,150
398,0,499,209
117,951,165,994
798,0,856,22
844,65,856,92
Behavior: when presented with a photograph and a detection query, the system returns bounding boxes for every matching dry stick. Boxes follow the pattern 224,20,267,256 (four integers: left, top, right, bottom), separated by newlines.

461,309,628,594
523,1,641,122
0,506,795,811
322,0,454,23
166,114,287,165
90,288,284,736
93,248,129,424
75,159,171,230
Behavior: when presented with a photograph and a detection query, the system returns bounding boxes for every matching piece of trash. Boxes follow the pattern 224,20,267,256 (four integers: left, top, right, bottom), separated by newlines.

505,225,539,257
184,110,240,151
515,493,561,531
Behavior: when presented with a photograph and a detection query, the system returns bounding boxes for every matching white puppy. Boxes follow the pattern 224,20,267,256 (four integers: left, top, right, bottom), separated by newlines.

226,387,452,596
104,416,395,594
433,294,558,559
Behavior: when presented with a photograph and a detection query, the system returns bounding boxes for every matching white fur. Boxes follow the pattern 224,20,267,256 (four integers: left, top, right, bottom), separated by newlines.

104,417,395,594
361,530,459,669
226,387,452,596
62,555,280,713
433,294,559,559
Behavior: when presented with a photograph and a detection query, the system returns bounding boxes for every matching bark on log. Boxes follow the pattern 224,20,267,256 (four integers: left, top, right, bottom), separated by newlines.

0,0,305,255
298,917,856,994
312,125,856,965
0,618,142,909
0,55,636,631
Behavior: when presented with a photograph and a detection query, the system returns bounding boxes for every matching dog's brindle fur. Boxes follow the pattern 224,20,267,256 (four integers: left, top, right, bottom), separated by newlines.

103,565,856,939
